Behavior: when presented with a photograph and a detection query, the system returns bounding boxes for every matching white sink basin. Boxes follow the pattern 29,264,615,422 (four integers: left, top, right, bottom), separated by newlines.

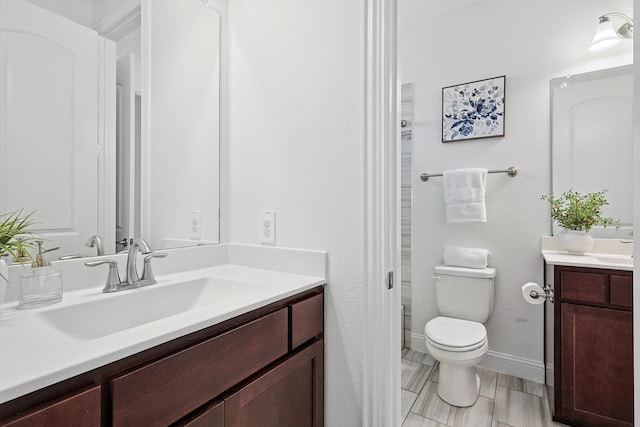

39,278,259,340
594,255,633,267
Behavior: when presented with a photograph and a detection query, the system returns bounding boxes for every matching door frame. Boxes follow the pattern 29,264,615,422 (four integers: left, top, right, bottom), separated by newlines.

363,0,400,425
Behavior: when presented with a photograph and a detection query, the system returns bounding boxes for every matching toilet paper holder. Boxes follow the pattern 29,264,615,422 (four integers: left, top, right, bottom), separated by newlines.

529,284,554,303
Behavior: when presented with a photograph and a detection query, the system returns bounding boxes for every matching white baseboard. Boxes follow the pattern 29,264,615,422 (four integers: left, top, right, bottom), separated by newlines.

410,332,425,352
545,363,554,386
409,332,545,383
479,351,545,383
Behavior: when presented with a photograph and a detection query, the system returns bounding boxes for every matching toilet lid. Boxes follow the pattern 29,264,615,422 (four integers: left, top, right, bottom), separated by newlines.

425,317,487,351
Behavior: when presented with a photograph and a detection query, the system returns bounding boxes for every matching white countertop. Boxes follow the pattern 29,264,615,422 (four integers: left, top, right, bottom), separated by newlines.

541,236,633,271
0,244,327,404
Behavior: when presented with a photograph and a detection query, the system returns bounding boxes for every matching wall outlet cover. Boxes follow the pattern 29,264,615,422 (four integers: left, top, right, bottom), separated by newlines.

260,211,275,245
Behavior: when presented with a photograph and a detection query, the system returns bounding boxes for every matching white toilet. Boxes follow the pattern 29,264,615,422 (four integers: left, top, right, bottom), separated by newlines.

424,265,496,407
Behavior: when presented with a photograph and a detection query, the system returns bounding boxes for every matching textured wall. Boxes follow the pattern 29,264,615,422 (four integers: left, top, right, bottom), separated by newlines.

399,0,632,379
227,1,365,425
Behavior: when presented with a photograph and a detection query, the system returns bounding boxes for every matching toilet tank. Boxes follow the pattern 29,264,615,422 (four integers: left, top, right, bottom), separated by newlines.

433,265,496,323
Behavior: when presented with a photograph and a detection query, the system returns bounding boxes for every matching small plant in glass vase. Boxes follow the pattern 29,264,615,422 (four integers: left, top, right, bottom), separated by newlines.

541,189,619,254
0,210,37,285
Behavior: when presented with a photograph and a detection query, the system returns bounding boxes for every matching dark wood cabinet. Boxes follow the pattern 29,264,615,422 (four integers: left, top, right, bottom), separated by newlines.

225,339,323,427
552,265,633,427
0,287,324,427
0,385,101,427
111,309,289,427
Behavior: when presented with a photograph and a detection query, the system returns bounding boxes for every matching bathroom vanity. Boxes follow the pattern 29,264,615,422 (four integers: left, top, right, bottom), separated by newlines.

0,244,326,427
543,239,633,427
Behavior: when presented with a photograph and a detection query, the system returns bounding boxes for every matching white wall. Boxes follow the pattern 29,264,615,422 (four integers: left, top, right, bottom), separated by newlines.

399,0,632,380
227,0,365,424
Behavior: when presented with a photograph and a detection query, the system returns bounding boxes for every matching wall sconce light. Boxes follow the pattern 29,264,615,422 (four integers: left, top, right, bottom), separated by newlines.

589,13,633,52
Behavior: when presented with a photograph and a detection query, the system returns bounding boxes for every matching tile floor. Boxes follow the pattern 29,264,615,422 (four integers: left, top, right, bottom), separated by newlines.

401,348,568,427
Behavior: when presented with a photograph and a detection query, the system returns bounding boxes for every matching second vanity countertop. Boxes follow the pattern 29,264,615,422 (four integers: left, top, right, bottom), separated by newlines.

0,244,327,404
541,236,633,271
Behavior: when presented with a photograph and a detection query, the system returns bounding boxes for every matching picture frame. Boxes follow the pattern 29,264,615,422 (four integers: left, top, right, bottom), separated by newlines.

442,75,505,143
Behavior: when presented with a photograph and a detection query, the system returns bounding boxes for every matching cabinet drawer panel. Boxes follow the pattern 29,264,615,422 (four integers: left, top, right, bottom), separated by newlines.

111,309,288,427
291,293,324,349
0,385,100,427
560,271,605,304
610,274,632,308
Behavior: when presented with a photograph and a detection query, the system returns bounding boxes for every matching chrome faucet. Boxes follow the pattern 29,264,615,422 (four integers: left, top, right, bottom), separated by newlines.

85,235,104,256
124,239,153,286
85,239,167,292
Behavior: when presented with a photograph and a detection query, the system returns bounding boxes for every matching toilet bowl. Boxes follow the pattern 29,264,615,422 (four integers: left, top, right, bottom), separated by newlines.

424,265,495,407
425,316,488,407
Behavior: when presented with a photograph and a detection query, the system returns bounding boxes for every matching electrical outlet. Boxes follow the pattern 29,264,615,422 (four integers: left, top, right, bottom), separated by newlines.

260,211,275,245
191,210,202,240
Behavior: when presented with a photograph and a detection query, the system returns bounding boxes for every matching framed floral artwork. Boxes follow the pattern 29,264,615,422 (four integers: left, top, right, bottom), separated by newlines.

442,75,505,142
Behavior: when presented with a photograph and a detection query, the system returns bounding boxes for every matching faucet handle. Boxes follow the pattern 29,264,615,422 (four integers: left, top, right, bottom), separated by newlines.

85,259,122,293
141,252,168,284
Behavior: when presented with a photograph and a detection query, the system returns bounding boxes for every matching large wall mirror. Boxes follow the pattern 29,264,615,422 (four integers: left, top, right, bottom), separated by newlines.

0,0,221,257
550,65,633,238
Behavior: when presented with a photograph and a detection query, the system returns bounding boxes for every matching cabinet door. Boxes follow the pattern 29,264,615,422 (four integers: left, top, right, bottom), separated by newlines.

225,340,323,427
174,401,224,427
561,303,633,426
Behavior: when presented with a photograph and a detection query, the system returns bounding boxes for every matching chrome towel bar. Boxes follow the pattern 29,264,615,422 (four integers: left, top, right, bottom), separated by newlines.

420,166,518,182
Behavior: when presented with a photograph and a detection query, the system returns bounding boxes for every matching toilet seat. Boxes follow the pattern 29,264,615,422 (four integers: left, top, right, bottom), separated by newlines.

425,316,487,352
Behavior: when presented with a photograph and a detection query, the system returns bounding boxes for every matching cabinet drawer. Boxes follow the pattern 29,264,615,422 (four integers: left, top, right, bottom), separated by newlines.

291,293,324,349
0,385,100,427
610,274,633,308
559,270,605,304
111,309,288,427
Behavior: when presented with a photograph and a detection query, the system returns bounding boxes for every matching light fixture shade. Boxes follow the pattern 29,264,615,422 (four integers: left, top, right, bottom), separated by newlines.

589,16,622,52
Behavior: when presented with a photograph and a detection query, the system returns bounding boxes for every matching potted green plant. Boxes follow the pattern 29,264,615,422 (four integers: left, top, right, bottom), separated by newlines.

0,210,37,306
541,189,619,254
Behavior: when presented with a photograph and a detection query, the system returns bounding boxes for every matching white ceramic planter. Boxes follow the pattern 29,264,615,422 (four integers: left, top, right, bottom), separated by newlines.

0,258,7,308
560,230,594,255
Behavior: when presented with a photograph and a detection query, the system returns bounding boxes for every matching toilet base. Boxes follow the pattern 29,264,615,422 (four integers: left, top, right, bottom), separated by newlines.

436,363,480,407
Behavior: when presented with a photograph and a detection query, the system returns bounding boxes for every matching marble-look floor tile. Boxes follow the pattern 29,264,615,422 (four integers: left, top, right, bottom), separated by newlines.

448,395,494,427
402,348,436,366
411,380,451,425
402,389,418,423
493,386,554,427
428,363,439,382
477,367,497,399
402,359,432,393
497,373,546,398
402,412,448,427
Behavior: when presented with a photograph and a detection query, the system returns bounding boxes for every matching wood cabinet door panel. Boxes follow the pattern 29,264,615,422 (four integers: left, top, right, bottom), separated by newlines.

0,385,100,427
111,309,288,427
561,303,633,426
174,400,224,427
225,339,323,427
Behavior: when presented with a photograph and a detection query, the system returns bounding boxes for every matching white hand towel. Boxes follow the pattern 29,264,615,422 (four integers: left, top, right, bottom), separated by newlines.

444,246,490,269
443,168,488,223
